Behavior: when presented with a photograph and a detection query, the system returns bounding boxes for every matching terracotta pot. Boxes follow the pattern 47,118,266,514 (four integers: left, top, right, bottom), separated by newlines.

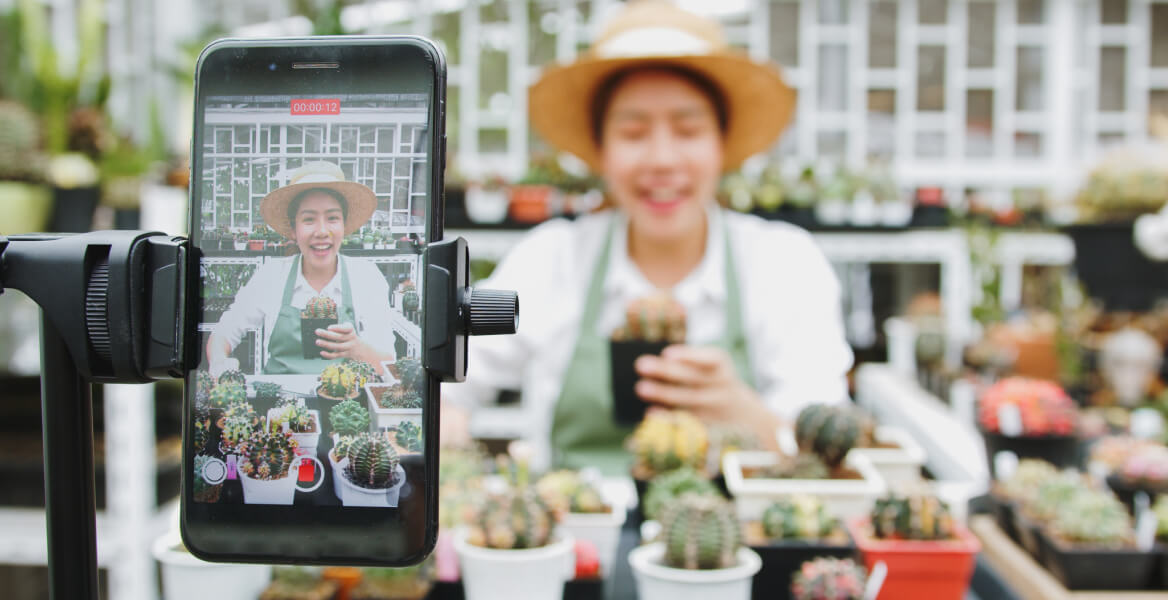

323,566,363,600
847,518,980,600
509,185,554,223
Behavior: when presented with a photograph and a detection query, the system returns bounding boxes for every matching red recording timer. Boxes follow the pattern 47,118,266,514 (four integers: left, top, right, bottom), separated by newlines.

291,98,341,115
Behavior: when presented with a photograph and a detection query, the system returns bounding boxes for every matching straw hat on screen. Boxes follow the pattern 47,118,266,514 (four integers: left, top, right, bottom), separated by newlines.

528,0,796,172
259,161,377,239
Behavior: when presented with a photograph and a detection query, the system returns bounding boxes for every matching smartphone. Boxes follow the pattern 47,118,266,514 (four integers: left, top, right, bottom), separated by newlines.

181,36,445,565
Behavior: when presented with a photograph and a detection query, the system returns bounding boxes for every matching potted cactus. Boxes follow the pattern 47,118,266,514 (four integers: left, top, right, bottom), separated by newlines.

978,377,1079,477
744,496,856,600
790,557,868,600
259,566,339,600
251,381,283,402
194,370,216,407
627,411,711,519
794,404,877,470
641,467,721,523
337,432,406,507
536,470,626,578
988,458,1060,543
1106,444,1168,513
329,397,371,438
317,363,363,401
1037,488,1156,590
218,400,258,458
301,295,339,359
1013,471,1091,560
628,494,761,600
365,382,424,431
610,294,687,424
267,397,321,458
846,493,980,600
236,421,324,505
207,382,247,414
351,560,436,600
393,421,423,454
402,284,420,319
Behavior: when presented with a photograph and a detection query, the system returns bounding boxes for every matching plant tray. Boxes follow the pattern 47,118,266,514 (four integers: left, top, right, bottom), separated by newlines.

1037,527,1158,591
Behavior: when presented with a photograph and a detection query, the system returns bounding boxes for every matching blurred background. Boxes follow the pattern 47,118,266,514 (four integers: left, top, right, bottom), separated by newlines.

4,0,1168,598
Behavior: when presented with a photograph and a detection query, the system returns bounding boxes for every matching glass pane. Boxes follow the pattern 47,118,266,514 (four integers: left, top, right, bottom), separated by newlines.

918,46,946,111
818,45,849,111
377,127,395,154
916,132,945,158
286,126,303,147
817,131,847,161
1151,91,1168,136
305,127,323,154
1101,0,1127,24
867,90,896,159
1153,5,1168,67
479,49,508,110
919,0,947,24
528,3,556,65
478,129,507,153
869,1,897,68
412,160,428,195
215,129,230,153
1016,47,1045,111
393,180,411,209
432,9,460,64
340,127,357,153
1015,133,1043,158
769,1,799,66
968,3,996,68
967,90,994,158
376,160,394,194
818,0,848,24
1099,47,1127,111
1017,0,1045,24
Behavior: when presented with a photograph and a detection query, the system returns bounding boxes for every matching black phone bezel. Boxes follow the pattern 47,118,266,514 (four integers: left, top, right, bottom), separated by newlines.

181,36,445,567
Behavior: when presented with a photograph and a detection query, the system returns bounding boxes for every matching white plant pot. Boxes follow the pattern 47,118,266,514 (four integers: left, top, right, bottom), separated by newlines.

628,542,760,600
329,449,349,500
363,242,374,249
850,191,879,226
152,536,270,600
454,531,575,600
465,187,509,224
879,201,913,227
559,507,626,577
815,200,849,225
366,383,423,431
337,462,406,507
851,425,927,485
266,408,322,457
722,451,885,521
237,456,324,505
232,241,247,251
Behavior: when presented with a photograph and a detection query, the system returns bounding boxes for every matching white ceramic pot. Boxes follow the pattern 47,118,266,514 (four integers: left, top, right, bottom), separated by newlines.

628,542,760,600
879,201,913,227
465,187,509,224
722,451,886,521
237,456,324,505
850,190,879,226
329,448,349,500
266,408,321,457
337,463,406,507
366,384,423,431
559,507,626,577
232,241,247,251
454,531,575,600
152,535,270,600
815,199,849,225
851,426,927,485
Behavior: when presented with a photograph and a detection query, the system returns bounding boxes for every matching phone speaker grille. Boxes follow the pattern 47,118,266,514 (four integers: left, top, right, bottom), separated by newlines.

292,62,340,69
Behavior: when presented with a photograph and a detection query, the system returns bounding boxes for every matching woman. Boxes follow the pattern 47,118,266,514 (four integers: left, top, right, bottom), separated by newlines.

444,1,853,472
207,161,398,376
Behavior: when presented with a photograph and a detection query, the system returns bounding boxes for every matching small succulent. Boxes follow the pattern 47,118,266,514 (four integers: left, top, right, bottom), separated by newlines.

403,289,420,313
239,422,298,481
751,453,831,480
1029,473,1092,523
302,295,338,319
794,404,875,468
536,470,610,515
627,410,710,480
611,293,686,343
328,398,370,437
467,486,557,550
660,494,742,570
344,433,401,490
1117,445,1168,489
642,467,720,521
341,357,381,383
998,459,1059,504
260,566,337,600
1048,490,1133,548
317,363,360,399
352,559,435,600
791,557,868,600
332,435,356,461
218,369,246,388
270,399,316,434
977,377,1077,436
394,357,425,393
251,381,283,400
395,421,423,453
208,382,246,409
762,496,839,540
220,401,258,451
871,493,955,541
379,384,423,409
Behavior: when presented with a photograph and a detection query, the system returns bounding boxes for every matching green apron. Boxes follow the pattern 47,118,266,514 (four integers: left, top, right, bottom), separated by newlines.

264,255,357,375
550,212,754,475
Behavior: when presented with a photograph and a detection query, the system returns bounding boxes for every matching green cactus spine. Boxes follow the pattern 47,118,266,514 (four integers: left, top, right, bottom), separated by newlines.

240,422,298,480
762,496,838,540
661,494,742,570
344,433,401,489
871,493,955,540
329,398,370,437
642,467,720,521
302,295,338,319
379,384,422,409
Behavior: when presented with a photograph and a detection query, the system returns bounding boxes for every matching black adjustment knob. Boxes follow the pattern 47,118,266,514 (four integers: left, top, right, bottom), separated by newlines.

467,288,518,335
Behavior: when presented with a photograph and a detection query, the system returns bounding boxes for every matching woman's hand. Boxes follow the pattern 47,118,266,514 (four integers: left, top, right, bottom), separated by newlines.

634,344,779,449
315,323,380,366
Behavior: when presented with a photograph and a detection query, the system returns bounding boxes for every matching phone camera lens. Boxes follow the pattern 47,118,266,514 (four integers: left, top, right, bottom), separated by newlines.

268,63,277,71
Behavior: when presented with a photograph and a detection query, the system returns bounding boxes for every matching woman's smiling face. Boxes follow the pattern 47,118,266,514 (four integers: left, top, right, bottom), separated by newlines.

598,69,724,243
291,190,345,273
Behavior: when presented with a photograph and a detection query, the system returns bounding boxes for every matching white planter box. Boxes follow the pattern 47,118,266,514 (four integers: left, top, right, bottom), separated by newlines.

152,536,270,600
851,426,927,485
628,542,760,600
337,462,406,507
237,456,324,505
722,451,885,521
558,508,626,578
454,530,575,600
366,383,423,431
266,408,322,457
466,187,509,224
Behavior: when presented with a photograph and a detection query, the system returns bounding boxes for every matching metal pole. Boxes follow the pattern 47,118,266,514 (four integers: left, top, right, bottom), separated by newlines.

40,315,100,600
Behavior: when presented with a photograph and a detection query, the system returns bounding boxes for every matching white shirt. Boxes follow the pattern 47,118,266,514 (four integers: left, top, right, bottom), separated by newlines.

445,207,853,462
213,255,397,366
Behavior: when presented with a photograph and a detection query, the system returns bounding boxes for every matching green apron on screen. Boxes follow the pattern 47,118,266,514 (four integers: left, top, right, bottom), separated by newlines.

264,255,356,375
549,213,754,475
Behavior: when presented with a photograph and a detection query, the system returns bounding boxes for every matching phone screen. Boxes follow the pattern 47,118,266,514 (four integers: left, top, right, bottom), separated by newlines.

183,38,442,564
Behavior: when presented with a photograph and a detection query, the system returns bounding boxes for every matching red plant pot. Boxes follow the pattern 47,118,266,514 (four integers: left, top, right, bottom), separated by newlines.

247,239,265,251
509,184,554,223
847,518,981,600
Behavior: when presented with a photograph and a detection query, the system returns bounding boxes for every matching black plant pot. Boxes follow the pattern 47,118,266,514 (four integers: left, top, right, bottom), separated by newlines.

1065,223,1168,311
301,317,338,359
610,340,668,425
1038,527,1158,590
910,204,949,228
751,539,857,600
1106,474,1168,516
49,186,100,232
753,206,818,230
981,431,1079,478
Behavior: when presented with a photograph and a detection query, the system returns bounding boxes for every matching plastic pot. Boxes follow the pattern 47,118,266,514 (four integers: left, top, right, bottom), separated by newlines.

508,185,555,224
337,463,406,507
152,535,270,600
237,456,324,505
722,451,886,521
628,542,760,600
1037,527,1158,590
0,182,51,235
1065,223,1168,311
851,426,926,485
267,408,322,457
301,317,338,359
454,531,575,600
365,384,423,431
558,508,627,578
847,518,980,600
749,539,856,600
609,340,668,425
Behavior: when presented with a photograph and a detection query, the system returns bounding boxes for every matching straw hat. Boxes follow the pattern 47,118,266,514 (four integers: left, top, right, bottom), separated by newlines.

528,0,796,172
259,162,377,239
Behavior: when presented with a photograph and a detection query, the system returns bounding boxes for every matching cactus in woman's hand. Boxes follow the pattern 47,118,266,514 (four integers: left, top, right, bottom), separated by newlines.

318,364,360,399
643,467,720,521
467,487,557,549
394,357,425,393
660,494,742,570
1049,490,1133,547
302,295,338,319
871,493,955,540
218,369,246,388
395,421,423,453
208,382,247,410
379,384,423,409
791,557,868,600
627,410,710,480
344,433,401,489
611,293,686,343
795,404,874,468
329,399,370,437
536,470,610,515
239,422,298,480
762,496,839,540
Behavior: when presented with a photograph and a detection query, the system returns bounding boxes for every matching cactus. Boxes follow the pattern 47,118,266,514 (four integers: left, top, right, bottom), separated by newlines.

998,459,1060,504
379,384,423,409
791,557,868,600
195,370,215,407
395,421,423,453
794,404,875,468
1029,473,1092,523
270,399,316,434
536,470,610,515
977,377,1077,436
0,101,46,182
403,289,420,313
332,435,356,461
871,493,955,540
302,295,338,319
611,293,686,343
467,487,557,549
239,422,298,480
1117,445,1168,489
394,357,425,393
220,401,258,451
762,496,839,540
341,357,381,384
642,467,720,521
193,455,222,503
627,410,710,480
317,363,360,399
660,494,742,570
329,398,370,437
208,382,247,410
251,381,283,400
344,433,401,489
218,369,246,388
1049,490,1133,547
